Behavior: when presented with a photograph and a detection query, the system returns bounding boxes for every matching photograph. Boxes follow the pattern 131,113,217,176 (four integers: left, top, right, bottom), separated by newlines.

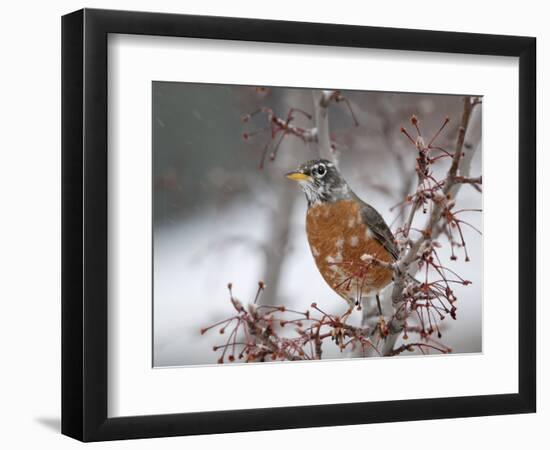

152,82,483,367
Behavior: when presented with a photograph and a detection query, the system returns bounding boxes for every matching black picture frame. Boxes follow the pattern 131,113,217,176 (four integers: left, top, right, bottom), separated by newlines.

61,8,536,442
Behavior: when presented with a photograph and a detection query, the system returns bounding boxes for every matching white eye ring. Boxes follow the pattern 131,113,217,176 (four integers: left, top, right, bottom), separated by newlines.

316,164,327,177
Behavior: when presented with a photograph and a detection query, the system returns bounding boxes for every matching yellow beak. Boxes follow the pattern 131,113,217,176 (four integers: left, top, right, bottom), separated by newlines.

285,171,312,181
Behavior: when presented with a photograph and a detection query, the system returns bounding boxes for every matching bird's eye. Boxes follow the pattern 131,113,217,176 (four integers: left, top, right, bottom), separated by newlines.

316,164,327,177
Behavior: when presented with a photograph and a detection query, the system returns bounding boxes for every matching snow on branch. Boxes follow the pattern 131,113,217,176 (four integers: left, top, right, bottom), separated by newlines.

201,282,382,362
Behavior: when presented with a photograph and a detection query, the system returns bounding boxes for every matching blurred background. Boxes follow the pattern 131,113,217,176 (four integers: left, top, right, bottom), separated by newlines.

152,82,482,367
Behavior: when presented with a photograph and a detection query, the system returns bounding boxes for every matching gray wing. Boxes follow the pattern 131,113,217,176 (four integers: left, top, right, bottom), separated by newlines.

359,200,399,260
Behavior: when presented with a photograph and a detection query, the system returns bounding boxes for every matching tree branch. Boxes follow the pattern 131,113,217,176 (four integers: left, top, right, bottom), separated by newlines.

312,90,334,161
382,97,481,356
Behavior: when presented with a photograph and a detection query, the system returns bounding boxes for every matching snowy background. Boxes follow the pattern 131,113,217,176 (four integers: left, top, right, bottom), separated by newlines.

152,82,482,367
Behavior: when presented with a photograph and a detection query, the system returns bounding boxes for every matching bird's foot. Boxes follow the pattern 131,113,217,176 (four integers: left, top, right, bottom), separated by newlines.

372,315,389,338
331,327,347,350
332,304,354,350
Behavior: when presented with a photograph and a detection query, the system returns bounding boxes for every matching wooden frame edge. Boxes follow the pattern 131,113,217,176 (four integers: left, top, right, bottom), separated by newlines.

61,8,536,442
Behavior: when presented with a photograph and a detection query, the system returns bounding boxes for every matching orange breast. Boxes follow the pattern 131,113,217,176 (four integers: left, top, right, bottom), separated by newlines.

306,200,394,301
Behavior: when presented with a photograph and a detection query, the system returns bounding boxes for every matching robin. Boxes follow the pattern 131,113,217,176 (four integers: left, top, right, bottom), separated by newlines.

286,159,397,316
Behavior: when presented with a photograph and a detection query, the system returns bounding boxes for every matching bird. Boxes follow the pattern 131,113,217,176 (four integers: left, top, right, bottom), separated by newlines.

286,159,398,316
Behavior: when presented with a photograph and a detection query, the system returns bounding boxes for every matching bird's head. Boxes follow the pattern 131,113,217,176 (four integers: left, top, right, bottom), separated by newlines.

286,159,352,206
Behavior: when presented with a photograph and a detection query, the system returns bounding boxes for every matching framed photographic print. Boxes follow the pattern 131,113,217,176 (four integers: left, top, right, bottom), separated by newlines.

61,8,536,442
